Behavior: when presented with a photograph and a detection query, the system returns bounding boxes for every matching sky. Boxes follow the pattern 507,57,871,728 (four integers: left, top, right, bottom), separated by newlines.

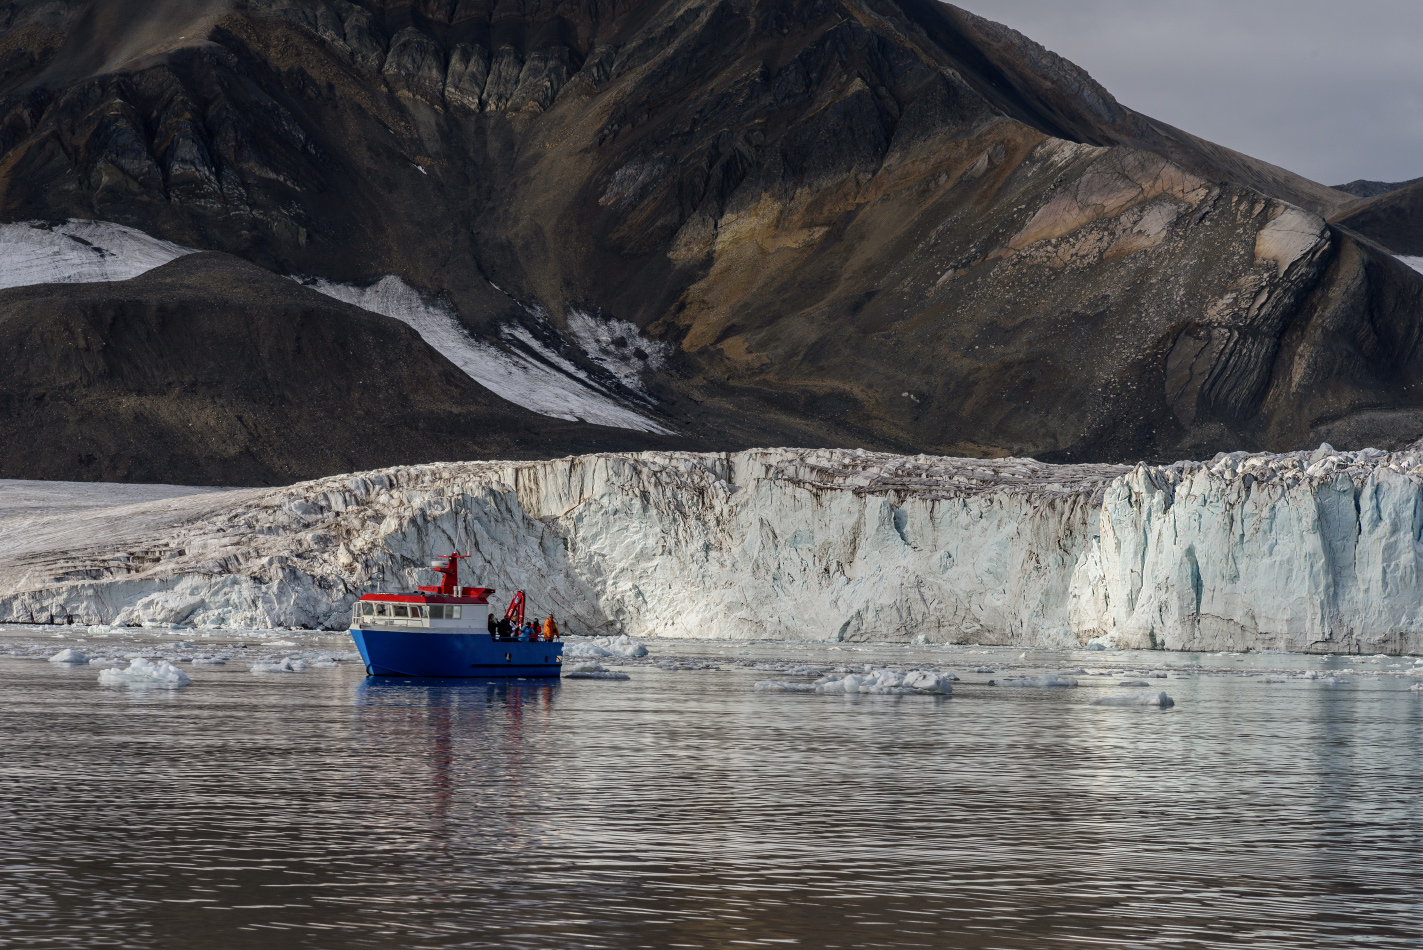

961,0,1423,186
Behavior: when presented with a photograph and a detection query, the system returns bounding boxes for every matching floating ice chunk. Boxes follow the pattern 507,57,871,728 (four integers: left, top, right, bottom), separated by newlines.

813,668,952,695
1410,683,1423,692
754,680,818,692
1085,641,1108,651
565,635,649,658
98,658,192,687
1061,667,1088,675
750,663,822,676
309,656,340,668
1001,673,1079,688
974,666,996,673
1116,680,1150,687
657,658,720,671
191,656,228,666
48,648,90,664
563,661,630,680
249,657,309,674
901,670,954,694
1090,690,1174,708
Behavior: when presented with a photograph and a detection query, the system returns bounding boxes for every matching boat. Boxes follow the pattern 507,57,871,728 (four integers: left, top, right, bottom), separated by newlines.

348,552,563,677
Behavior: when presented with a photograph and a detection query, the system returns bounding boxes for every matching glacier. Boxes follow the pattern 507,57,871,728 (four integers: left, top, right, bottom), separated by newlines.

2,446,1423,654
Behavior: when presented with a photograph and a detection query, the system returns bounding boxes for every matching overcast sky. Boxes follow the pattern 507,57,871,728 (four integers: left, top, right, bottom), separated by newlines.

961,0,1423,186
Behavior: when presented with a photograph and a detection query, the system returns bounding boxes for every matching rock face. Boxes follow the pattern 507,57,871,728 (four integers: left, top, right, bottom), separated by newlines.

4,446,1422,654
1,0,1422,480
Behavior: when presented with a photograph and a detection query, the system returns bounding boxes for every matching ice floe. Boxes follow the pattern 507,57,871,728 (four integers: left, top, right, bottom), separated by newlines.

657,658,720,671
0,220,193,290
249,657,309,674
565,635,649,658
295,275,671,433
753,680,818,692
1089,690,1175,708
1000,673,1079,688
810,669,953,695
48,648,90,664
562,661,630,680
98,658,192,687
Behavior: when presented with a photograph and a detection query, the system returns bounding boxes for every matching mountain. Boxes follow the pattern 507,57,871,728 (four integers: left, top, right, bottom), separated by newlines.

1331,180,1423,256
1333,178,1423,200
1,0,1422,483
0,251,693,484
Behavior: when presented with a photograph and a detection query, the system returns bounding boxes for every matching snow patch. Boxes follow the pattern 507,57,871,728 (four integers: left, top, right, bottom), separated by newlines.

0,220,193,290
1397,256,1423,276
564,308,672,393
295,275,672,433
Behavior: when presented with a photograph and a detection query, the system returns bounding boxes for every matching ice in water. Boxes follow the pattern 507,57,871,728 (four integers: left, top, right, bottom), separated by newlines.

97,657,192,687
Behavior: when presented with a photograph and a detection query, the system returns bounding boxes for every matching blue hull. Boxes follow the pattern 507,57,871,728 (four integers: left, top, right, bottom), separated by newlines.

351,628,563,677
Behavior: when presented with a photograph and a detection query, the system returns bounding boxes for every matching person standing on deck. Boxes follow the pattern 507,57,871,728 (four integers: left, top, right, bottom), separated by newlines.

543,615,559,641
487,613,497,638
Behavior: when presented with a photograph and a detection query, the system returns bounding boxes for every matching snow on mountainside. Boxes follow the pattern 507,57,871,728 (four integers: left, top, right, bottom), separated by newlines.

0,218,670,435
0,220,193,289
3,447,1421,654
295,276,673,434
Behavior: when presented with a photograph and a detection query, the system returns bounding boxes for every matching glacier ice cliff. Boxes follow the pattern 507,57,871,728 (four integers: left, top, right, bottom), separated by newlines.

2,446,1422,654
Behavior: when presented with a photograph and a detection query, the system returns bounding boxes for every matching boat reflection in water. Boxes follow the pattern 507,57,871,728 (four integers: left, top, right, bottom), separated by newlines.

351,677,561,835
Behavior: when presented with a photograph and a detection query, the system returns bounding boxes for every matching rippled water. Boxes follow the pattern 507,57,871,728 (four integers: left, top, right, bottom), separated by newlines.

3,631,1422,949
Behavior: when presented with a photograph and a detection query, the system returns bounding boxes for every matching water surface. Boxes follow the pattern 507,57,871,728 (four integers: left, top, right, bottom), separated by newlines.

2,632,1421,949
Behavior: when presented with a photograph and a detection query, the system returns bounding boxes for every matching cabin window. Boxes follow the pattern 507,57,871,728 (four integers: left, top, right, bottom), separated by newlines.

429,605,444,619
375,603,389,616
393,604,409,618
452,606,462,619
361,603,374,616
416,606,429,619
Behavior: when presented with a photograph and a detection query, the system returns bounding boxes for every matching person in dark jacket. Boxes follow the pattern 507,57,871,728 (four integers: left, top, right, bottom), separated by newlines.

487,613,497,637
497,617,513,640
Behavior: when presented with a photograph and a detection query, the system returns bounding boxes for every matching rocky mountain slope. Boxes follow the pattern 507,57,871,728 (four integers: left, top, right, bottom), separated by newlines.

1,0,1422,481
4,445,1422,654
1333,178,1423,200
1332,180,1423,256
0,250,690,484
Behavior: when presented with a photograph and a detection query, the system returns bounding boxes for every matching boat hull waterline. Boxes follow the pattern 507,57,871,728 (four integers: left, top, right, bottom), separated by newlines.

351,628,563,678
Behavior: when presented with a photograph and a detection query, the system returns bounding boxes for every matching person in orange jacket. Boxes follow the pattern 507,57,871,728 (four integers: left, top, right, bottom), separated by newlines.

542,615,560,640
